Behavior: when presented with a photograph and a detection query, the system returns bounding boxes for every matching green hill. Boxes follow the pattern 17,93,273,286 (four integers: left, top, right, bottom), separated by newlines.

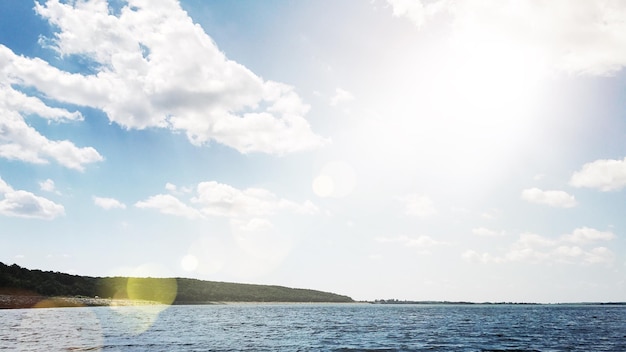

0,262,353,305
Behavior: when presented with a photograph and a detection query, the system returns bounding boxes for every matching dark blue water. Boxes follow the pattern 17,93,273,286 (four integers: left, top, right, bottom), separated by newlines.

2,304,625,351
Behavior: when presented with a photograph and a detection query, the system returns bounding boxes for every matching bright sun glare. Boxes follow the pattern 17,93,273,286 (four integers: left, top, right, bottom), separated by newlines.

422,30,547,175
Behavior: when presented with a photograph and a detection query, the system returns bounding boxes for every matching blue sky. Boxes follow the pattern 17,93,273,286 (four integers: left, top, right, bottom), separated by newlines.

1,0,625,303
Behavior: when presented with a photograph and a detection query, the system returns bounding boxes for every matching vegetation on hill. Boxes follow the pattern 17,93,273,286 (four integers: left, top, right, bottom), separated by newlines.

0,262,353,304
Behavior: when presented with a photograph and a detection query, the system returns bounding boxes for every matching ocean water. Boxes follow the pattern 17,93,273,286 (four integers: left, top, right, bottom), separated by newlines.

1,303,625,351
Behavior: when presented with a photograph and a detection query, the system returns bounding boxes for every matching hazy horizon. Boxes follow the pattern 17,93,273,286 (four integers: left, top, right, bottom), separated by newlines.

1,0,625,304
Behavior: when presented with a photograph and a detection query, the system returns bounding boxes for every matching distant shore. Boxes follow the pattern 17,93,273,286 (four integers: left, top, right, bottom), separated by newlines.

0,295,355,309
3,294,624,309
0,294,164,309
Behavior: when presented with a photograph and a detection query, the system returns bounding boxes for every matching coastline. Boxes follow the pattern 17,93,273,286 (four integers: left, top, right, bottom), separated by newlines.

0,295,361,309
0,294,163,309
3,294,624,309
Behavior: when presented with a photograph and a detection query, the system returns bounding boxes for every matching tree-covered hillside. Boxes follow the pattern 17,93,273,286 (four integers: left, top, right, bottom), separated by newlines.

0,262,353,304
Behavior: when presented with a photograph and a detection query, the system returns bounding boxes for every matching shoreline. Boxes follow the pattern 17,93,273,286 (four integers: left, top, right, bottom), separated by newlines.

0,294,164,309
0,295,359,309
3,294,624,309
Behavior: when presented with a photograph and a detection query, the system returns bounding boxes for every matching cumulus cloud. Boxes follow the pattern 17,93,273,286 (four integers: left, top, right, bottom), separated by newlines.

39,179,59,194
192,181,318,217
386,0,447,28
570,157,626,191
0,81,83,122
6,0,327,155
135,194,203,220
164,182,191,195
471,227,504,237
463,227,616,265
0,176,65,219
521,188,577,208
93,196,127,210
136,180,318,219
397,194,437,217
386,0,626,75
330,88,355,106
561,227,615,244
0,82,103,171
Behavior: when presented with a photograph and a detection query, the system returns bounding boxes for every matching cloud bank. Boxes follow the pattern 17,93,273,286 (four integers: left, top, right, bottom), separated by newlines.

8,0,326,155
463,227,616,265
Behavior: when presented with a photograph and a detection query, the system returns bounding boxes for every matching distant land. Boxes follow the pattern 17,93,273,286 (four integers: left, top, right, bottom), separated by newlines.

0,262,353,309
371,299,626,306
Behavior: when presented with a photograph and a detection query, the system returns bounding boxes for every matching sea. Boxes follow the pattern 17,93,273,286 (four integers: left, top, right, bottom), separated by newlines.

1,303,625,351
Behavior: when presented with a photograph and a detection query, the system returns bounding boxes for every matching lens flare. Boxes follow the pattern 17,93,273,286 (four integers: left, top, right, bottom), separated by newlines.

98,275,178,334
181,254,199,272
313,161,357,198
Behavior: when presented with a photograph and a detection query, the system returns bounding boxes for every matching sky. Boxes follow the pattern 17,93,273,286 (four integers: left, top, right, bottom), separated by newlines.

0,0,625,303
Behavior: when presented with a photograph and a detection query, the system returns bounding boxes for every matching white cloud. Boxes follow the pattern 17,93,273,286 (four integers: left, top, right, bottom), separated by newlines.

561,227,615,244
39,179,59,194
0,81,83,122
12,0,327,155
471,227,503,237
0,89,103,171
385,0,445,28
584,247,615,264
164,182,191,195
135,194,203,220
192,181,318,217
330,88,355,106
136,181,318,219
464,227,616,265
93,196,127,210
0,176,65,220
521,188,577,208
386,0,626,75
397,194,437,217
516,232,557,248
570,157,626,191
